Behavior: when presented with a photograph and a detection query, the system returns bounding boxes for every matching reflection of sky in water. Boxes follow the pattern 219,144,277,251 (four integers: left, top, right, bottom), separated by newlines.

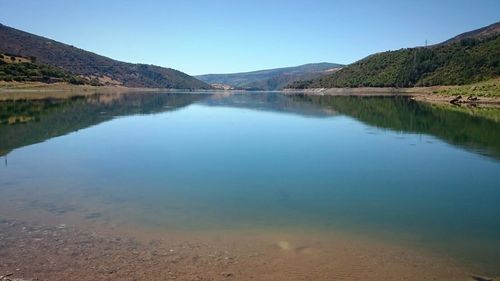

0,94,500,273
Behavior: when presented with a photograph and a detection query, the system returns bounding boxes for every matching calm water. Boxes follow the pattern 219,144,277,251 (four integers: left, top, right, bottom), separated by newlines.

1,92,500,273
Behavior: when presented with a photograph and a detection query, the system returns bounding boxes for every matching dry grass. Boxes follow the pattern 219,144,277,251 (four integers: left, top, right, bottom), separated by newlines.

0,82,174,101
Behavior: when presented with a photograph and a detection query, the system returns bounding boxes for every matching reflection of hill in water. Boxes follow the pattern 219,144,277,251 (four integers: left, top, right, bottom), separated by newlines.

1,92,499,161
200,93,338,117
0,93,206,156
288,95,500,160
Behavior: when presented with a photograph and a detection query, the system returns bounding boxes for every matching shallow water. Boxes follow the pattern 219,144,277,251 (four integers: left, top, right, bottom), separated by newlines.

1,92,499,274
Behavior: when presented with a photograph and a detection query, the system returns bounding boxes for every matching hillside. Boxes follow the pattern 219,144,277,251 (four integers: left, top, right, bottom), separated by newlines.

0,53,99,85
0,23,212,89
289,22,500,89
437,22,500,46
196,63,342,90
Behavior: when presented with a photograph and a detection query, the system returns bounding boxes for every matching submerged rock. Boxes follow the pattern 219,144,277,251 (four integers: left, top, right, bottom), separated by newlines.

221,271,234,277
470,275,500,281
277,241,291,250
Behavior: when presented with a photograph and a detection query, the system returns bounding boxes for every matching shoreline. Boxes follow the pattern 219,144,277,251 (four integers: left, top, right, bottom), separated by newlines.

2,81,500,106
0,82,215,101
283,87,500,106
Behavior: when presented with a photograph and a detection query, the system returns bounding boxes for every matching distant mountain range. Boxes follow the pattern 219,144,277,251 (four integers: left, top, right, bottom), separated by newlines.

196,63,343,90
3,21,498,91
289,22,500,89
0,23,212,89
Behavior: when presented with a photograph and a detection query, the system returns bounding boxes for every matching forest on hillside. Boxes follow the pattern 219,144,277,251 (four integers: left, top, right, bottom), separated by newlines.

289,35,500,89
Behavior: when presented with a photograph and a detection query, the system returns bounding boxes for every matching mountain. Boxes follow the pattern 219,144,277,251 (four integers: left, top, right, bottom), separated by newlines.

437,22,500,46
288,22,500,89
0,23,212,89
196,63,343,90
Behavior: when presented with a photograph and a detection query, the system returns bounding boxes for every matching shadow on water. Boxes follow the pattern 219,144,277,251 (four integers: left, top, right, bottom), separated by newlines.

1,92,500,161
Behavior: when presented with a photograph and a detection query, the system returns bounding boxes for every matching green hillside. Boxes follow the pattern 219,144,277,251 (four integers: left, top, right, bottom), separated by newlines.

0,23,212,89
289,23,500,89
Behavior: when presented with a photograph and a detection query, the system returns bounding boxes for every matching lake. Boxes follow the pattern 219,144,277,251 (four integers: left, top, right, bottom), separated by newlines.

1,92,499,277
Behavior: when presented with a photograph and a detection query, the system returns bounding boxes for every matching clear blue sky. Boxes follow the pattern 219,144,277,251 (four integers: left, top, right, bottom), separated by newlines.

0,0,499,75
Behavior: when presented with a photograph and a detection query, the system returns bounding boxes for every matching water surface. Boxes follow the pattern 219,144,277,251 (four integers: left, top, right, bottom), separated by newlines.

1,92,499,274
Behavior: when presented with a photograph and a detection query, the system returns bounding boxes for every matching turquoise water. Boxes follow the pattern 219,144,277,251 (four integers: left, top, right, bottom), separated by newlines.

1,93,499,273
